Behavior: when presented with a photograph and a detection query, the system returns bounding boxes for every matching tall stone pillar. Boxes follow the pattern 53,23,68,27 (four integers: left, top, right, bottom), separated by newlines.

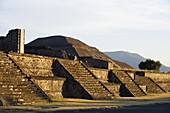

18,29,25,54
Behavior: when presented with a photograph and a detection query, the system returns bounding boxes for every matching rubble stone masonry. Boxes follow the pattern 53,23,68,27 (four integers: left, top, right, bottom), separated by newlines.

0,29,25,53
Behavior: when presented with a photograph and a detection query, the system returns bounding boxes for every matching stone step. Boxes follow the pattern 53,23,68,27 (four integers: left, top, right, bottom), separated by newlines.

0,85,35,89
92,93,113,97
0,91,22,95
88,90,109,94
90,92,112,96
0,72,24,77
0,60,12,63
73,74,92,77
0,88,39,94
0,66,17,71
0,75,28,80
69,69,89,73
0,56,9,59
74,75,96,79
0,86,36,91
118,78,132,81
0,72,21,77
70,73,91,76
0,78,28,82
0,65,19,70
72,74,92,77
84,86,105,90
83,83,102,87
116,76,132,80
62,64,82,67
85,88,106,92
69,70,89,74
66,65,85,68
0,81,33,85
0,69,21,74
0,62,14,67
0,69,19,73
0,74,26,78
77,80,99,84
0,85,37,90
74,77,93,80
0,74,27,78
20,66,53,71
70,70,90,73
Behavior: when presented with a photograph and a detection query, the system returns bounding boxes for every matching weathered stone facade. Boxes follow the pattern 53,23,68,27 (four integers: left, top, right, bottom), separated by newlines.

145,72,170,92
9,52,55,77
89,68,109,81
0,29,25,53
7,52,93,100
1,29,170,106
32,77,65,99
134,75,165,93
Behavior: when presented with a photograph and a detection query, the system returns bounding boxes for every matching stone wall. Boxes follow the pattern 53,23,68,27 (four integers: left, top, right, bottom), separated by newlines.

145,72,170,83
89,67,109,81
145,72,170,92
32,77,66,100
101,82,121,97
0,29,25,53
25,46,67,58
156,83,170,92
9,52,55,77
135,75,164,93
80,57,109,69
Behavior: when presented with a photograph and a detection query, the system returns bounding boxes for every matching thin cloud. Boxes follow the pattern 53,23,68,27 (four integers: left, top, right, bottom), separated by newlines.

0,0,170,66
1,0,170,32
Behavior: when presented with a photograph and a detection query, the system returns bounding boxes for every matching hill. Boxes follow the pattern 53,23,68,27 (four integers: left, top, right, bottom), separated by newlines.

104,51,170,72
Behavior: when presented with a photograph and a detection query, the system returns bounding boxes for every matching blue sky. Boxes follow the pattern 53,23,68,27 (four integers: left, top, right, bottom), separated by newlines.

0,0,170,66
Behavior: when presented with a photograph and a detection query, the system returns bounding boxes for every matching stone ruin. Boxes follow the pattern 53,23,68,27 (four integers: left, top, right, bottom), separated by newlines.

0,28,170,106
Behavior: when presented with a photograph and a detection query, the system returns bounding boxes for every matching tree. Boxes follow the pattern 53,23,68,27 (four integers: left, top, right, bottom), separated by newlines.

138,59,161,71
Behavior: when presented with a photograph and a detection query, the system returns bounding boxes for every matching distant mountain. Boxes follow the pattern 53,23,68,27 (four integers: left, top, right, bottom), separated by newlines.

104,51,170,72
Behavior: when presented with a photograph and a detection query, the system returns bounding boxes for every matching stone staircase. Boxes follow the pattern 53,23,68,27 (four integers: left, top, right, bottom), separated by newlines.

58,59,114,99
112,70,146,97
0,51,50,105
135,75,165,94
